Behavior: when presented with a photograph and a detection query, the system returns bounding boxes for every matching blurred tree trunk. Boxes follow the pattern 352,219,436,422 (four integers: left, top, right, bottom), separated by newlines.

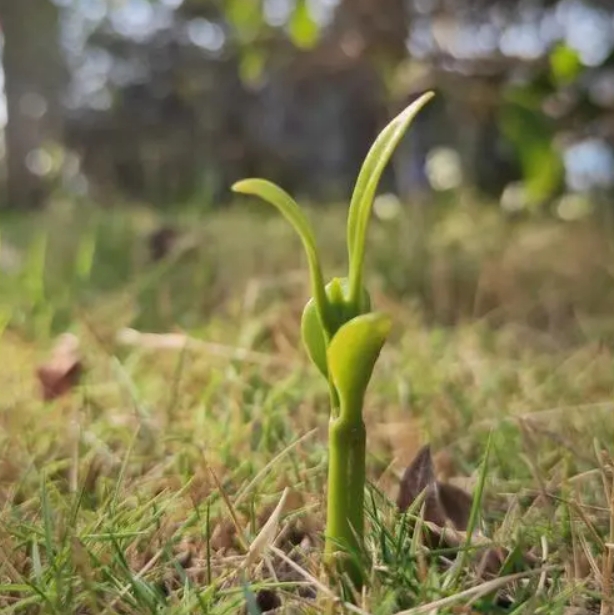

330,0,409,65
0,0,65,209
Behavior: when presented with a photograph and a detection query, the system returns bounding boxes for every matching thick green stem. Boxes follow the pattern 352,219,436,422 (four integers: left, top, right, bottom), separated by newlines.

324,413,366,590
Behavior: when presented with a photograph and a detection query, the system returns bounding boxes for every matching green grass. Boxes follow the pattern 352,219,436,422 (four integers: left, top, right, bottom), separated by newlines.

2,198,614,612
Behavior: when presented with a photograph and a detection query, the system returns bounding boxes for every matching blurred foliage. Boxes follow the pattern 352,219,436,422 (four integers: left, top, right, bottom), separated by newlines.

1,0,614,210
500,86,565,207
549,42,583,86
2,194,614,344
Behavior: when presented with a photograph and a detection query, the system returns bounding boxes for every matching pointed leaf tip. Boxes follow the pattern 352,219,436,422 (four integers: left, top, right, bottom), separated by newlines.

231,179,257,193
347,90,435,302
397,444,436,513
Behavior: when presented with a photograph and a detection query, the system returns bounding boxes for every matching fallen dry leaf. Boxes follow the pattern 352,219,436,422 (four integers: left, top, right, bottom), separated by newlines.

255,588,281,613
148,225,179,262
36,333,83,401
397,445,474,532
397,445,541,583
397,445,437,509
437,482,473,531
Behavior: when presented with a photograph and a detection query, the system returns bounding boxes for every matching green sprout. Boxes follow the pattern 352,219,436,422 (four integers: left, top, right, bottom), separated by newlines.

232,91,435,589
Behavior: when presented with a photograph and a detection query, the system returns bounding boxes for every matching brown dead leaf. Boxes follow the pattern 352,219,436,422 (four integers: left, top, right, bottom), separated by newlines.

397,445,434,509
397,445,541,585
397,444,447,527
36,333,83,401
398,445,474,531
256,589,281,613
437,482,473,531
148,226,179,262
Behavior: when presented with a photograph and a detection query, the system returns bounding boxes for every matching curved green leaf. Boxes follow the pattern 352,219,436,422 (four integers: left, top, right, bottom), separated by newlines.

301,297,328,378
346,91,435,304
327,312,392,422
232,178,330,330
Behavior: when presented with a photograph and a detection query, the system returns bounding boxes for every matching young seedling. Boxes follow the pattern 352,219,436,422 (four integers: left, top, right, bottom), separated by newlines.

232,91,435,590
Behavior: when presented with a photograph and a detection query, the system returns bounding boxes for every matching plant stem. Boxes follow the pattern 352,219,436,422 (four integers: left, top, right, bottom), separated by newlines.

324,411,366,590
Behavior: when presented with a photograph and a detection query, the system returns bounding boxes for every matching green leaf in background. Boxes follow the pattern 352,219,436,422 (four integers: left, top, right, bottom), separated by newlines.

0,306,12,339
346,91,434,303
288,0,319,50
327,312,392,422
500,88,565,206
75,231,97,282
239,48,267,85
549,42,583,86
24,231,48,307
225,0,268,84
226,0,264,43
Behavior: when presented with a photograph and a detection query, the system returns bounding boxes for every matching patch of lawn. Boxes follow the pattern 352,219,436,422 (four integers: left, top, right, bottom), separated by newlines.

1,200,614,612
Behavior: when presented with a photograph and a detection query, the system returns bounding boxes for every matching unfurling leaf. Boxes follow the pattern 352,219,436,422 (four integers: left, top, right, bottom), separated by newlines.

301,278,371,379
36,333,82,401
327,312,391,421
346,91,435,303
323,277,371,336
